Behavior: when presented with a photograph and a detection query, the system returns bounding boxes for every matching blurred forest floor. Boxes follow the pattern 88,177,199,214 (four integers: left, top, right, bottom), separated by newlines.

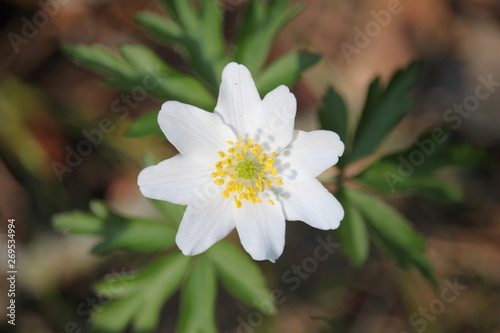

1,0,500,332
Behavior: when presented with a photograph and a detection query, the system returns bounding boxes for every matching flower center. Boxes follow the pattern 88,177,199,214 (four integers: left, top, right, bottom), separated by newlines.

235,160,257,180
211,136,283,208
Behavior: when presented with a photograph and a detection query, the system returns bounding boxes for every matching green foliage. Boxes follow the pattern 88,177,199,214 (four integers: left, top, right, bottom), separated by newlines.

125,109,162,138
151,200,187,227
136,0,226,87
255,52,321,96
356,131,487,204
233,0,302,74
345,188,437,288
53,198,276,332
52,200,176,254
318,87,348,143
91,253,190,333
136,0,314,90
63,44,215,110
320,62,451,285
65,0,316,140
357,159,462,204
208,241,276,315
347,62,421,164
335,189,369,267
178,257,218,333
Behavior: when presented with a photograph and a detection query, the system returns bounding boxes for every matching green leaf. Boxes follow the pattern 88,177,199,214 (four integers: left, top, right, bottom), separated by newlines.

90,218,175,255
138,0,226,88
184,0,226,88
117,44,216,109
394,137,486,176
89,200,109,218
152,200,186,226
63,44,133,78
178,257,218,333
135,12,183,44
91,253,190,333
64,43,216,110
93,270,136,299
354,131,487,204
345,188,437,287
255,52,321,95
167,0,199,32
441,142,488,169
234,0,302,74
158,0,176,17
52,211,103,234
52,201,176,254
347,62,421,163
318,87,348,144
208,241,275,315
380,128,450,175
141,151,159,171
125,109,162,137
357,159,463,204
336,189,369,266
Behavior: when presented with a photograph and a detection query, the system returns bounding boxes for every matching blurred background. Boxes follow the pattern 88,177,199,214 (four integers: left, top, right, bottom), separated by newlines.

1,0,499,332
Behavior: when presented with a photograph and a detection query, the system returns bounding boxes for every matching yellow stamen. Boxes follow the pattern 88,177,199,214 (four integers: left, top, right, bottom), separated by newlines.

214,179,224,185
211,136,283,208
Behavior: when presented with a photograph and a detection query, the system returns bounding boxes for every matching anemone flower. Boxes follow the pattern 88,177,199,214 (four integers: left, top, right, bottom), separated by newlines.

138,62,344,262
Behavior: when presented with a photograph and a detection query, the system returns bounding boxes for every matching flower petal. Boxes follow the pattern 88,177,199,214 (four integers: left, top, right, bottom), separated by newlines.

159,101,236,165
278,179,344,230
234,196,286,262
277,130,344,181
252,85,296,152
214,63,262,137
138,154,212,205
176,194,235,256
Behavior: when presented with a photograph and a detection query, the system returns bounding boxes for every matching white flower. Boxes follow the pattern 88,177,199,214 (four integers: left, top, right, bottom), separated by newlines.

138,62,344,262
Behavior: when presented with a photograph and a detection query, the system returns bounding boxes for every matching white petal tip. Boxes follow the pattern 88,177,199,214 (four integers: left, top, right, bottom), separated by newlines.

159,100,178,114
221,62,253,81
329,219,342,230
177,243,198,257
274,85,291,93
250,254,279,263
224,62,247,71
